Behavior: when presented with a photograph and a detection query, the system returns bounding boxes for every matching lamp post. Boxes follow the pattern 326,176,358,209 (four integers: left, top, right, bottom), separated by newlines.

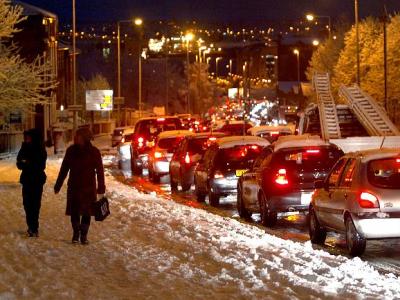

229,59,233,76
185,32,194,114
134,18,143,117
215,57,223,78
306,14,332,40
72,0,77,133
293,49,300,87
355,0,360,86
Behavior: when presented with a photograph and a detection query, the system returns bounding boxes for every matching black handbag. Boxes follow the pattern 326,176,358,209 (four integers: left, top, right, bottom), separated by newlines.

93,197,110,221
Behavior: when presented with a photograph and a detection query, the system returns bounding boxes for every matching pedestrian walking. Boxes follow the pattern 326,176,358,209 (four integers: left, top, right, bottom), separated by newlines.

54,128,105,244
16,129,47,237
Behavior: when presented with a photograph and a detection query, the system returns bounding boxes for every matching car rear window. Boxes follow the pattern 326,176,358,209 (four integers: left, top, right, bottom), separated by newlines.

136,119,181,140
218,123,252,135
367,158,400,189
188,138,210,155
113,129,123,136
215,145,262,169
278,146,343,170
158,137,185,153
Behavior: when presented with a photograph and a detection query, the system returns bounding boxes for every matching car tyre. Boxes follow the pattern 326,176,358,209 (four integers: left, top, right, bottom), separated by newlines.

259,193,277,227
345,216,366,257
237,184,252,219
194,180,206,202
170,176,178,191
309,207,327,244
208,190,220,207
131,158,143,176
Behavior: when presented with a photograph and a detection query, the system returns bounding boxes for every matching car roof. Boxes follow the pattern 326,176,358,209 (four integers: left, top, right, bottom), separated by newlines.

248,125,293,135
273,134,332,152
158,130,194,139
216,136,270,149
114,126,134,131
137,116,180,122
187,132,226,139
345,148,400,163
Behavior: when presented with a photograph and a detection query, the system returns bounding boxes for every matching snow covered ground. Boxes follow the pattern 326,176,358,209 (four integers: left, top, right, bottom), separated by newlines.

1,157,400,299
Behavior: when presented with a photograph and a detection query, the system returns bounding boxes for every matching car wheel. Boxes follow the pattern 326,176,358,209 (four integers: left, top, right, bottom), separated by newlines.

170,176,178,191
194,180,206,202
309,207,327,244
237,184,252,219
131,159,142,176
345,216,366,257
259,193,277,227
208,190,220,207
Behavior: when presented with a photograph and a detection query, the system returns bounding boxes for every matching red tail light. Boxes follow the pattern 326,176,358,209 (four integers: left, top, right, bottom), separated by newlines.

270,131,279,136
396,158,400,163
306,149,320,154
275,168,289,185
157,118,165,122
209,136,217,141
214,171,224,179
154,151,163,159
184,152,191,164
358,192,380,208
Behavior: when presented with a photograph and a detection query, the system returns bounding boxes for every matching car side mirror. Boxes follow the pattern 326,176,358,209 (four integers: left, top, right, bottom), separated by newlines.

315,180,328,190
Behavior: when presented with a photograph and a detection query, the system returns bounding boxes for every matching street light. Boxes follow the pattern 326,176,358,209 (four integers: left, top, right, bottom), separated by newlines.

355,0,360,86
312,39,320,46
305,13,332,40
135,18,143,117
215,57,222,78
293,49,300,87
185,32,194,114
229,59,233,76
134,18,143,26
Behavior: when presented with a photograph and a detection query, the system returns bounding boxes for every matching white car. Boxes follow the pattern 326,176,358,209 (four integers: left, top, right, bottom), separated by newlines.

247,125,293,142
112,126,135,147
148,130,194,182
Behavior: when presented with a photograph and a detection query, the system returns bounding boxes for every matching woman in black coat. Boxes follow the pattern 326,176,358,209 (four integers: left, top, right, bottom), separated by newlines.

17,129,47,237
54,128,105,244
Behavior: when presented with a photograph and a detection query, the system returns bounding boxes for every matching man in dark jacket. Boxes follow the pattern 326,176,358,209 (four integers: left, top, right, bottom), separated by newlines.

54,128,105,244
17,129,47,237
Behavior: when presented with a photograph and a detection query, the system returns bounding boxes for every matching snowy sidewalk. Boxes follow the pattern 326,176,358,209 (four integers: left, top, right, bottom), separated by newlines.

1,158,400,299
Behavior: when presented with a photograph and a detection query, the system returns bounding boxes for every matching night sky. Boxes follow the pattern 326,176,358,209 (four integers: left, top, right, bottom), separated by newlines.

21,0,400,23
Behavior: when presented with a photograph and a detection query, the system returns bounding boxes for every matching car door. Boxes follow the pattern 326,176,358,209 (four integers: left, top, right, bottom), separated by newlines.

331,158,358,231
315,158,347,228
242,148,272,212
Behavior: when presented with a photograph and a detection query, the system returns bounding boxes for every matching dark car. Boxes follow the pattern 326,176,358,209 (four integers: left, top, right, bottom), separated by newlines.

169,132,225,191
215,121,253,136
194,136,270,206
242,135,343,227
130,116,182,175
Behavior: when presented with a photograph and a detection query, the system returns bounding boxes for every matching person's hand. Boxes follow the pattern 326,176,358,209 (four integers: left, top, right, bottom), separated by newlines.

97,194,105,201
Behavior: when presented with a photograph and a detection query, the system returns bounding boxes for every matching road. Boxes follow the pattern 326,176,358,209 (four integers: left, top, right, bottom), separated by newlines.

111,159,400,277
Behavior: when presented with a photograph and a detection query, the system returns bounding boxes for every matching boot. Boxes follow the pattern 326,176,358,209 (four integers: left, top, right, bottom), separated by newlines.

72,230,80,244
80,224,89,245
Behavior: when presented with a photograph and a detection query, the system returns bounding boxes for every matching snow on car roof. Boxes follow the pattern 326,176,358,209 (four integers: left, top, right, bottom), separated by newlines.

114,126,135,131
216,136,270,149
349,148,400,163
248,125,293,136
273,134,330,152
158,130,194,139
189,132,226,139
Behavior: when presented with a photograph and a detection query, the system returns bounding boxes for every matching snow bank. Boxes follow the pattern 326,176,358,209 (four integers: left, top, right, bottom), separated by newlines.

1,158,400,299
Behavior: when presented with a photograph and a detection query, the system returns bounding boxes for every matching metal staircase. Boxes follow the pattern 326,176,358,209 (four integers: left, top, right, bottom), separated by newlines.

313,73,341,140
339,85,400,136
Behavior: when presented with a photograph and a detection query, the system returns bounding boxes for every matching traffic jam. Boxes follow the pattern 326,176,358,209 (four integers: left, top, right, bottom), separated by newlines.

112,106,400,259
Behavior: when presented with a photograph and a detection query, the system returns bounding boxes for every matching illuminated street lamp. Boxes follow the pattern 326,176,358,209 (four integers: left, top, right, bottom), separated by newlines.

312,39,320,46
305,13,331,40
134,18,143,26
215,57,223,78
135,18,144,117
293,49,300,87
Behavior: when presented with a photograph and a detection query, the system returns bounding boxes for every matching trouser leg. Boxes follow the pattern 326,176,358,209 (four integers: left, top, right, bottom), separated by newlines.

22,185,42,233
80,215,91,244
70,212,81,242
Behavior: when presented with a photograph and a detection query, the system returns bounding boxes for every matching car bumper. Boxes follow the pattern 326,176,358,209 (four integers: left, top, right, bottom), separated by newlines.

269,191,313,212
118,144,131,160
211,177,238,195
153,160,170,175
353,213,400,239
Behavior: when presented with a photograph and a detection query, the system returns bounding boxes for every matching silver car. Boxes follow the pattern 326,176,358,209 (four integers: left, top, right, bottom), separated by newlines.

309,148,400,256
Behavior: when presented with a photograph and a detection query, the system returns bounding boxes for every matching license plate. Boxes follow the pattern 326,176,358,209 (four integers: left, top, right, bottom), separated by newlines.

301,192,313,205
236,169,247,177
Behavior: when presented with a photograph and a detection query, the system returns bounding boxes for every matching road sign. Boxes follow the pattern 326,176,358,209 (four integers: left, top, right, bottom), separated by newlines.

86,90,113,111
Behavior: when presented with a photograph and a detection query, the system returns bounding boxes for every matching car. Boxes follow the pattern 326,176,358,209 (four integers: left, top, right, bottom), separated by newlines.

169,132,226,192
130,116,182,175
247,125,293,142
194,136,270,206
111,126,135,147
309,148,400,256
148,130,194,183
117,132,134,163
214,120,253,136
238,135,343,226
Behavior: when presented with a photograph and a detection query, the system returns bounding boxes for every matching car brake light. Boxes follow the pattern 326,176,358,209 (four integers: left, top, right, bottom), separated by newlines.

358,192,380,208
306,149,320,154
270,131,279,136
209,137,217,141
214,171,224,179
275,168,289,185
396,158,400,163
154,151,163,159
157,118,165,122
250,145,259,150
184,152,191,164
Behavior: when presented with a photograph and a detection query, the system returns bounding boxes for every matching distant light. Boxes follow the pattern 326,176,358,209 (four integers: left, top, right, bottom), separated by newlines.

312,40,320,46
60,105,64,111
306,14,315,21
134,18,143,26
185,32,195,42
293,49,299,55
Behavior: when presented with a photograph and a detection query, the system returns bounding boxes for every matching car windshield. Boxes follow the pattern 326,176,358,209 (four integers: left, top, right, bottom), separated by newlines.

215,145,262,170
158,137,185,153
367,158,400,189
278,147,343,171
137,119,181,140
